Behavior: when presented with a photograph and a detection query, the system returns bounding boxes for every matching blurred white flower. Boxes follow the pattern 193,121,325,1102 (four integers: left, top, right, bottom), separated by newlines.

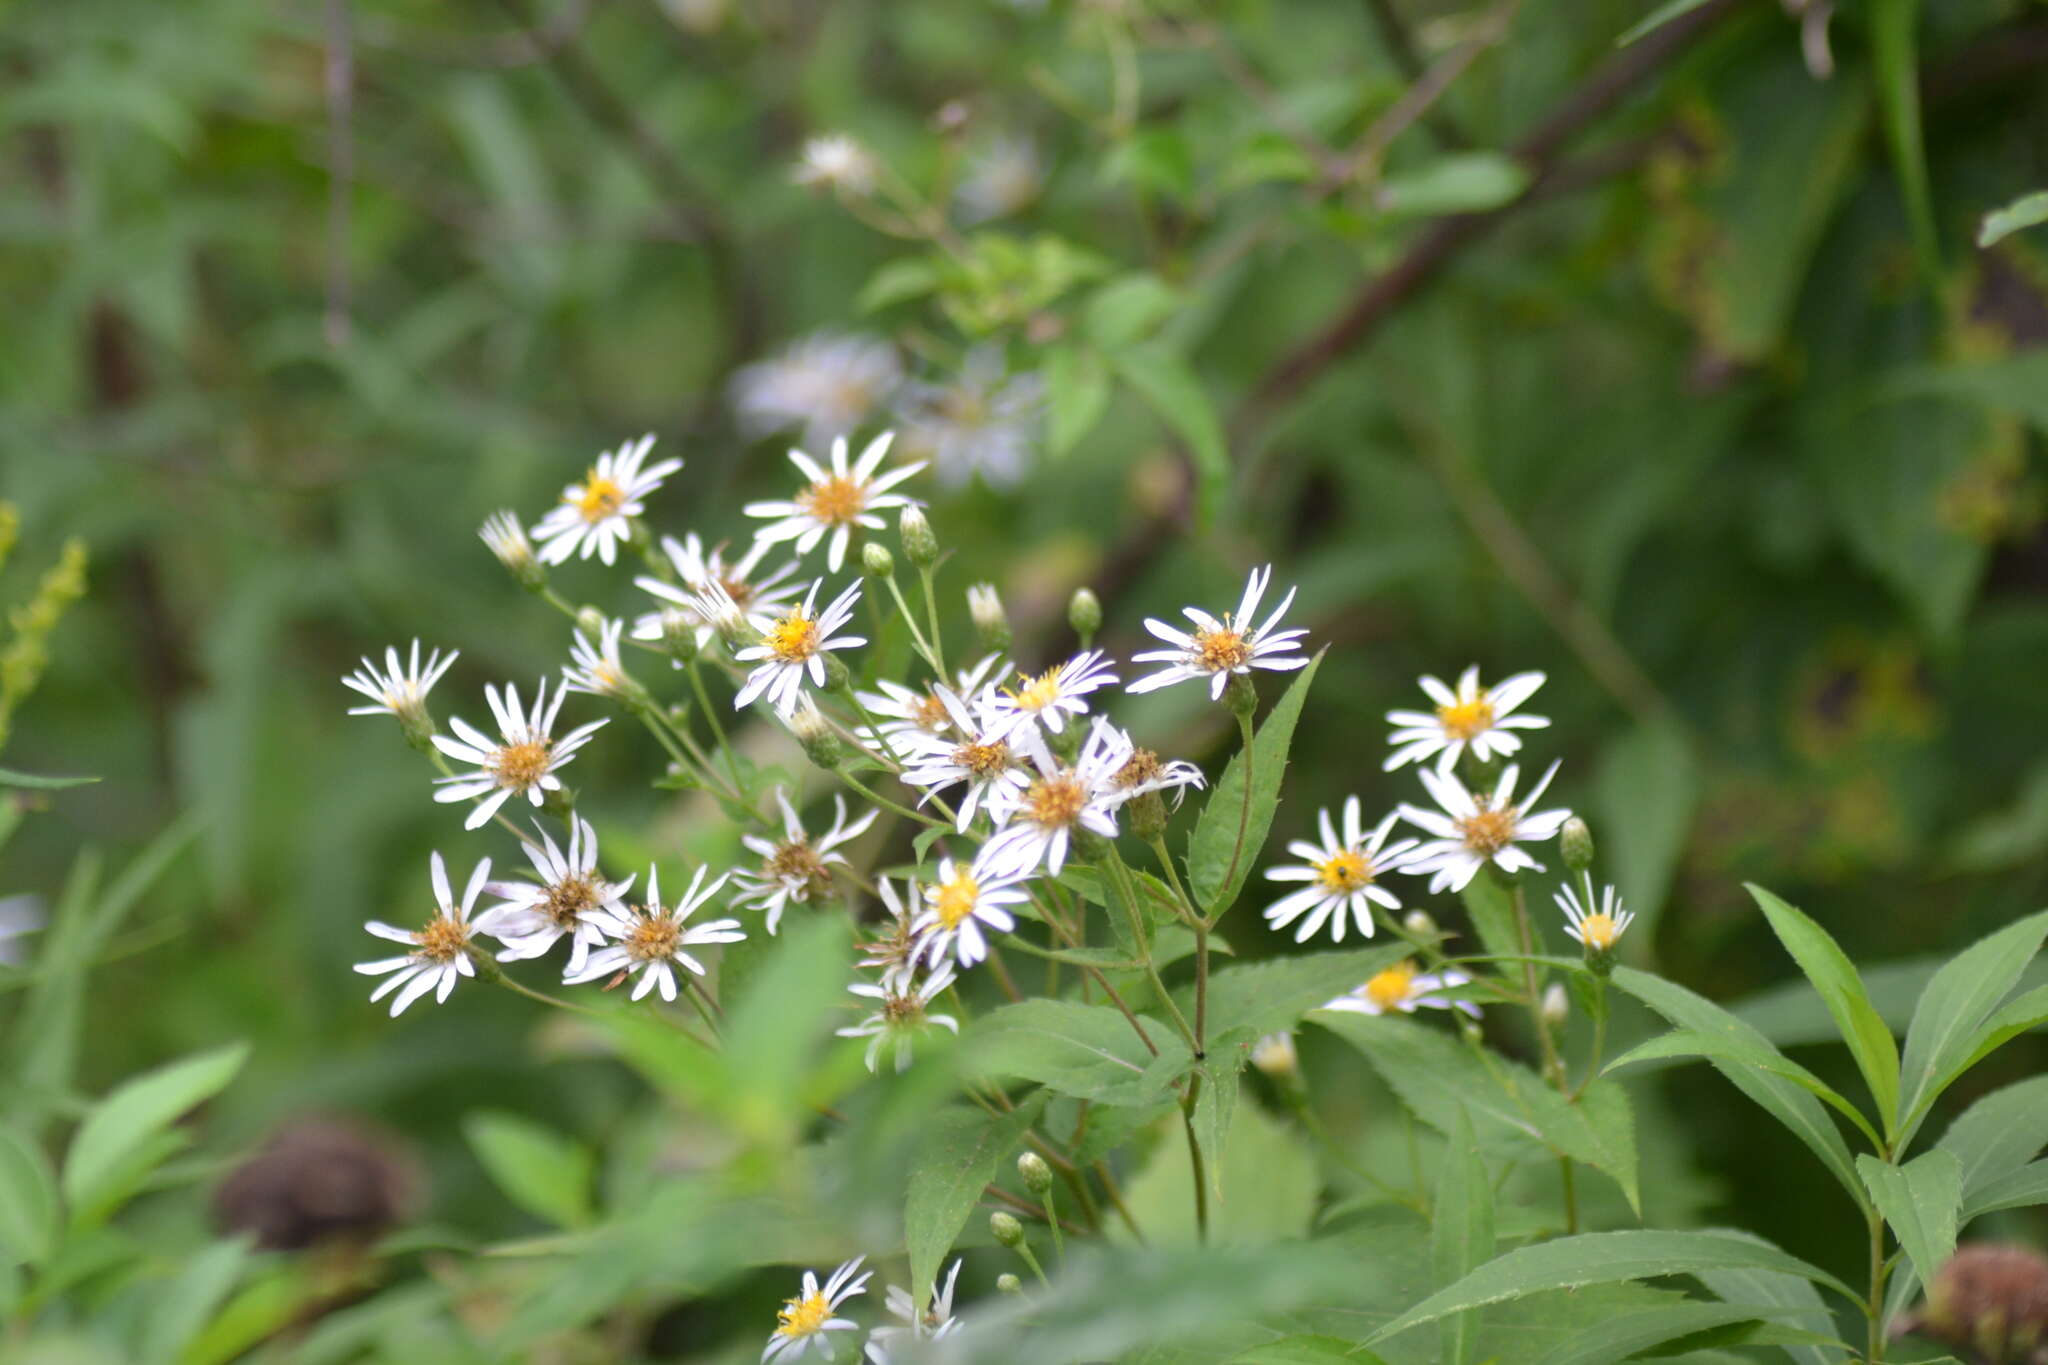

1128,566,1312,701
793,133,879,196
562,618,633,699
865,1258,965,1361
564,864,744,1003
766,1257,872,1363
529,435,680,567
733,579,867,716
895,347,1045,489
731,332,904,449
431,681,606,829
353,852,490,1017
1398,760,1570,894
479,510,538,577
1319,960,1480,1019
342,639,457,725
1261,797,1416,944
478,816,632,973
911,857,1029,970
732,790,879,934
632,534,802,655
745,432,925,574
837,954,961,1074
1384,666,1549,775
954,134,1044,224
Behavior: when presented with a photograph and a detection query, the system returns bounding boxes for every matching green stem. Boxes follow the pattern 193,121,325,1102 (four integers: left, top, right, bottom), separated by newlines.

1867,1192,1891,1363
1560,1156,1579,1235
1147,835,1200,927
1012,1237,1051,1286
883,573,944,675
1101,852,1198,1053
1181,1081,1210,1243
1042,1185,1065,1260
836,770,945,829
1511,882,1565,1086
684,660,745,791
917,564,949,677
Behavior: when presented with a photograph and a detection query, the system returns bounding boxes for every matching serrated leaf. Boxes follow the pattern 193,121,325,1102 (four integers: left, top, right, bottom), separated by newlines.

1186,651,1325,914
1933,1075,2048,1219
1457,873,1524,966
964,999,1185,1104
1433,1107,1493,1365
62,1041,248,1226
1529,1300,1811,1365
1857,1150,1960,1295
906,1100,1041,1310
1364,1231,1855,1345
1747,885,1900,1131
1045,345,1112,458
1112,343,1229,529
1117,1091,1318,1247
1979,190,2048,248
463,1111,594,1229
1965,1159,2048,1217
0,1126,58,1268
1192,1055,1240,1198
1896,909,2048,1143
1604,1028,1877,1148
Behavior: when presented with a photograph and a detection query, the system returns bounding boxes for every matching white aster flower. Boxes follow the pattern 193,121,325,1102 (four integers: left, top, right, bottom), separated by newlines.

1558,877,1634,954
731,331,904,449
911,857,1029,969
632,534,803,655
765,1257,872,1363
1107,744,1208,807
1398,760,1571,894
1384,666,1549,775
564,863,745,1003
1128,565,1312,700
1250,1031,1299,1078
977,718,1133,878
353,852,491,1016
854,876,922,980
853,654,1006,752
1319,960,1480,1020
837,955,961,1074
895,346,1045,489
529,434,682,567
342,639,458,725
732,789,880,933
954,133,1044,224
1261,797,1417,944
562,618,634,699
793,133,879,196
865,1259,965,1362
479,510,538,577
980,649,1120,741
894,687,1032,831
477,817,633,973
745,433,926,575
733,579,867,716
432,681,606,830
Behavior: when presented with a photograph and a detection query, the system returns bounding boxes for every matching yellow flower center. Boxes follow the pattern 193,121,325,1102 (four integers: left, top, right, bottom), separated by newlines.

1021,774,1087,829
1455,804,1519,856
1577,912,1621,950
624,911,681,963
1315,850,1372,893
766,611,820,663
1364,962,1418,1011
1192,627,1251,673
776,1291,832,1338
415,915,471,964
571,473,626,522
766,840,829,892
932,871,980,931
910,690,951,733
490,740,551,790
1010,667,1062,713
796,475,868,526
953,739,1011,778
541,876,599,929
1436,697,1496,741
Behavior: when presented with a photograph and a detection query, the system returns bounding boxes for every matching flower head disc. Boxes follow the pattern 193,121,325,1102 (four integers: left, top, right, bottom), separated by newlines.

933,868,980,931
1436,696,1495,741
1194,626,1252,673
767,612,821,663
1022,774,1088,828
955,738,1011,778
491,740,552,790
796,475,867,526
1576,913,1622,950
1365,962,1419,1011
1316,849,1373,893
777,1291,831,1339
624,911,682,963
1456,804,1519,856
571,472,626,522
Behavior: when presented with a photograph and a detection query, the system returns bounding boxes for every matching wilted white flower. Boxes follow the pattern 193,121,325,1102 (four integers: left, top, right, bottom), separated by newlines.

1128,565,1312,700
980,650,1120,741
978,718,1134,877
564,863,744,1003
765,1257,872,1363
632,534,802,655
895,347,1045,489
837,955,961,1074
1558,878,1634,953
1261,797,1416,944
432,681,606,829
478,817,632,973
954,134,1044,224
353,852,490,1016
853,654,1005,751
479,511,538,576
1398,760,1570,894
562,618,634,699
731,331,903,449
529,435,681,567
745,433,925,574
1319,960,1479,1019
732,790,880,933
911,857,1030,969
1384,667,1549,775
895,687,1031,830
342,639,458,725
733,579,867,716
865,1259,965,1362
793,132,879,196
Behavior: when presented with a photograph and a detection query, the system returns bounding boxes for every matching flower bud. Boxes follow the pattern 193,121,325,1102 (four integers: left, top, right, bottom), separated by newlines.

479,511,546,591
1561,816,1595,872
1541,982,1569,1028
861,540,895,579
821,653,852,693
1251,1031,1298,1080
1402,909,1438,939
996,1272,1023,1296
1067,586,1102,642
790,699,844,771
1017,1151,1053,1195
1223,671,1258,717
1124,789,1168,842
900,504,938,568
575,605,608,640
658,609,700,666
968,583,1010,652
989,1210,1025,1248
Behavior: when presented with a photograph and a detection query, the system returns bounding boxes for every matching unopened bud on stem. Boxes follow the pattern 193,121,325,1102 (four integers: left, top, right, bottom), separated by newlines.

861,541,895,578
968,583,1010,652
480,511,547,592
1561,816,1595,872
1402,909,1438,939
1017,1151,1053,1195
989,1211,1025,1248
900,504,938,568
996,1272,1023,1295
1223,671,1259,717
821,653,852,693
1541,982,1569,1028
1067,586,1102,642
790,699,844,771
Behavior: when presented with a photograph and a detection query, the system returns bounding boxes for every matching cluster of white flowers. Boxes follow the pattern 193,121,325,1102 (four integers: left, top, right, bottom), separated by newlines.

756,1254,964,1364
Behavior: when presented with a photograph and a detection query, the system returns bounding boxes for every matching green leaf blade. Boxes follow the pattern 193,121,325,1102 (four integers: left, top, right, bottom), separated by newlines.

1186,650,1325,915
61,1041,249,1226
1746,884,1900,1131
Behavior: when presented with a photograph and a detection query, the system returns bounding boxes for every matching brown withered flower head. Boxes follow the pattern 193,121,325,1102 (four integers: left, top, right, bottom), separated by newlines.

1895,1242,2048,1365
214,1118,420,1252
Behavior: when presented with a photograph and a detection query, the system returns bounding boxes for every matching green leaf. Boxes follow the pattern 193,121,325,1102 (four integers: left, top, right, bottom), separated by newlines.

1179,945,1406,1043
1116,1091,1319,1246
1111,343,1229,530
1871,0,1939,279
1616,0,1715,46
0,1126,58,1268
1694,1266,1850,1365
1592,717,1697,945
1457,873,1524,966
1896,909,2048,1142
0,767,99,790
1933,1075,2048,1219
1610,967,1863,1204
1192,1055,1240,1198
463,1111,594,1229
905,1100,1041,1310
1603,1029,1878,1148
1857,1150,1961,1295
1937,983,2048,1097
964,999,1184,1104
1226,1336,1385,1363
1965,1159,2048,1217
1086,274,1181,350
138,1235,250,1361
1747,884,1900,1130
1186,651,1325,914
1529,1300,1811,1365
1364,1231,1856,1345
1433,1108,1494,1365
857,256,943,312
1979,190,2048,248
1045,345,1112,459
1375,153,1529,217
62,1041,248,1226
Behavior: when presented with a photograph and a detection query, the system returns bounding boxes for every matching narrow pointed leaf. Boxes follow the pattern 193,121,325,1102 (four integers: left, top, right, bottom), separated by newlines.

1186,650,1325,914
1747,885,1900,1130
1935,1076,2048,1218
1857,1151,1961,1295
62,1041,248,1225
1897,910,2048,1142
